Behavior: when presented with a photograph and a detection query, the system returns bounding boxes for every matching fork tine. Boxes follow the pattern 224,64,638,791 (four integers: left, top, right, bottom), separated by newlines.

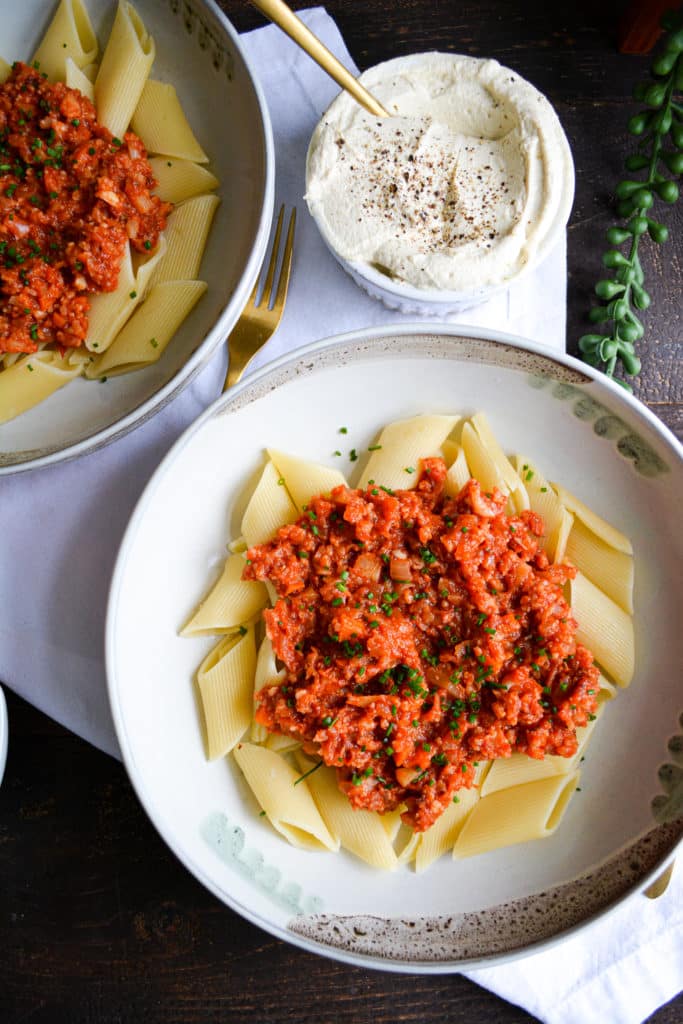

272,207,297,312
223,206,296,393
259,203,285,308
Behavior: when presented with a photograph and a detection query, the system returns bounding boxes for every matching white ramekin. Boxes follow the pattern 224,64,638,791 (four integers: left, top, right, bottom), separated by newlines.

306,54,575,316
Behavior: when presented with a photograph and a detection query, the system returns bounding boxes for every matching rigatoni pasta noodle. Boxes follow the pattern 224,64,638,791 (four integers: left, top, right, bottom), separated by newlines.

0,0,220,424
181,413,635,870
131,80,209,163
33,0,98,81
148,157,219,205
94,1,155,138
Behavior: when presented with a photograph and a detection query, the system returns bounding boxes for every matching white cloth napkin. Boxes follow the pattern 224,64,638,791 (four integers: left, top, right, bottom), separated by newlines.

0,8,679,1022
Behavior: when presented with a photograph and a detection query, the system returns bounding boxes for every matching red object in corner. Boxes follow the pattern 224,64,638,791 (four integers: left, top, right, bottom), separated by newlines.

617,0,680,54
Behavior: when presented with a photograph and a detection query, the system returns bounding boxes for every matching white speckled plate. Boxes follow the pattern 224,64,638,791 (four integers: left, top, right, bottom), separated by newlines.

107,326,683,971
0,0,274,473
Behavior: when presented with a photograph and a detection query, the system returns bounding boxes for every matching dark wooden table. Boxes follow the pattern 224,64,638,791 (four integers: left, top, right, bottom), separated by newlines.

2,1,682,1021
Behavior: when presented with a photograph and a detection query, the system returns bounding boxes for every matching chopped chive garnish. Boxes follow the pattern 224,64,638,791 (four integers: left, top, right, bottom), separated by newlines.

293,760,323,786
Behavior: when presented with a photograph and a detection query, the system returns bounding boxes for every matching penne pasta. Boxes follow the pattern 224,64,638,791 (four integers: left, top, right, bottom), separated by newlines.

295,753,398,870
85,238,165,353
444,443,471,496
266,450,347,511
0,350,83,425
80,61,99,82
511,454,566,560
598,672,618,701
453,771,581,858
251,635,286,743
415,787,480,872
264,733,301,754
241,460,300,548
470,412,529,512
196,628,256,760
379,808,403,843
131,79,209,163
554,506,575,563
233,743,339,852
95,1,155,139
569,572,635,687
0,57,13,85
552,482,633,554
33,0,98,81
565,517,634,614
65,56,95,102
181,553,268,637
148,157,219,205
358,414,459,490
480,705,604,798
440,438,459,467
395,827,420,866
461,421,529,514
149,195,220,286
85,279,207,377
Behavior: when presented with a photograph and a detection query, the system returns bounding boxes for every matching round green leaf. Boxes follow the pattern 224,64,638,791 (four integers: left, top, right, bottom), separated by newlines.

634,189,654,209
652,52,677,76
620,350,642,376
625,154,649,172
615,179,643,199
656,179,679,203
606,226,631,245
627,113,648,136
663,151,683,175
644,83,666,107
599,338,619,362
632,283,651,310
618,324,640,344
648,219,669,243
628,216,649,235
578,334,604,354
651,109,672,134
602,249,629,268
595,279,625,300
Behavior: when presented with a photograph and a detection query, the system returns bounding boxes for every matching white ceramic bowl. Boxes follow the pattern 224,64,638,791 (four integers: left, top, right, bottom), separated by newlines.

107,325,682,972
0,0,274,474
306,54,574,316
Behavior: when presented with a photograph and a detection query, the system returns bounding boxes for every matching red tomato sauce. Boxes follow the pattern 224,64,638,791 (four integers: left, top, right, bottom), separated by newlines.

0,62,171,354
244,459,600,832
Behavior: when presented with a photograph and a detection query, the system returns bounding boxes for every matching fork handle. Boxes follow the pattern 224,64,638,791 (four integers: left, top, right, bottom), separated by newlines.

224,363,242,391
249,0,389,117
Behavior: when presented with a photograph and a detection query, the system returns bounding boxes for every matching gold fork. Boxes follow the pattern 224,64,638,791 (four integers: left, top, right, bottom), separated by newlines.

222,204,297,392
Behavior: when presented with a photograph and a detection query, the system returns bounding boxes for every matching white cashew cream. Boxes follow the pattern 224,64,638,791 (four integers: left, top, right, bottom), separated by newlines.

306,53,573,293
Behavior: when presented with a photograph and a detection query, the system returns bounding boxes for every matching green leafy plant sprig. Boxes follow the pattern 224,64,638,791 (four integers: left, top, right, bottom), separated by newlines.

579,12,683,390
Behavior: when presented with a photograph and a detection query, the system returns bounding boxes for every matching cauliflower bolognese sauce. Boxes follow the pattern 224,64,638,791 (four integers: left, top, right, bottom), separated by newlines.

244,458,600,833
0,61,170,355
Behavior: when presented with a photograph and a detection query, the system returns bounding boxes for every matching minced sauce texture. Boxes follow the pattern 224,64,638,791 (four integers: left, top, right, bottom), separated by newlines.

244,459,599,832
0,62,171,354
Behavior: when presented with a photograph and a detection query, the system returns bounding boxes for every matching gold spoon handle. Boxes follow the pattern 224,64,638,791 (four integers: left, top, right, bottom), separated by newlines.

249,0,389,117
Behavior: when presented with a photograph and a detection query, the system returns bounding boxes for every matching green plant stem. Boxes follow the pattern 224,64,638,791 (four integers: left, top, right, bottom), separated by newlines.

580,28,683,386
607,83,672,378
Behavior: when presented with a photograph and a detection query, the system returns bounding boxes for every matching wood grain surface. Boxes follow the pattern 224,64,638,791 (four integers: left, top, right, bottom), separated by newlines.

1,1,681,1022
